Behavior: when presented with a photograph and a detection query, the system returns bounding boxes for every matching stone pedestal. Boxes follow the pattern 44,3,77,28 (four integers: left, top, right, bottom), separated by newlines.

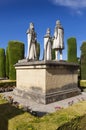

14,60,81,104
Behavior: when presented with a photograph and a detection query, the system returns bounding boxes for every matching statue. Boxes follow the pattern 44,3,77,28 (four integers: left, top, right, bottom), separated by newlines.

53,20,64,60
26,23,37,60
44,28,52,60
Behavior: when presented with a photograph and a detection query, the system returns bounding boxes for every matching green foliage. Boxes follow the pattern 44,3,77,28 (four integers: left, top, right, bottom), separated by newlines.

52,49,55,60
67,37,77,63
36,43,40,60
0,95,86,130
81,42,86,54
80,42,86,80
0,48,6,78
58,115,86,130
0,80,16,88
80,80,86,92
9,65,16,80
8,41,24,80
52,39,55,60
6,47,9,78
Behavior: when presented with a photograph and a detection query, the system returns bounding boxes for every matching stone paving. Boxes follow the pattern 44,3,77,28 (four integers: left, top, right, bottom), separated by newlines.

1,91,86,116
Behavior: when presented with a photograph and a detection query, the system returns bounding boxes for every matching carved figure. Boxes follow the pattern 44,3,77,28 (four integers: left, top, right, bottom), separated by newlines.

26,23,37,60
44,28,52,60
53,20,64,60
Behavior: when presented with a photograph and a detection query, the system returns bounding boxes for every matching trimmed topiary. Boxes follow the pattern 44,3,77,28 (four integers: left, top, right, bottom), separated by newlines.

0,48,6,78
52,39,55,60
7,41,25,80
67,37,77,63
52,49,55,60
36,43,40,60
80,42,86,80
6,47,9,78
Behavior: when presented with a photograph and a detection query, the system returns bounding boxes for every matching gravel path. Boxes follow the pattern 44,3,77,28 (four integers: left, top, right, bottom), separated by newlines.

1,91,86,115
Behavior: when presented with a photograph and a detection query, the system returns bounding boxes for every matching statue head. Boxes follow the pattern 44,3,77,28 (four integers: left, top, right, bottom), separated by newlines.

56,20,61,26
30,22,34,30
46,28,50,35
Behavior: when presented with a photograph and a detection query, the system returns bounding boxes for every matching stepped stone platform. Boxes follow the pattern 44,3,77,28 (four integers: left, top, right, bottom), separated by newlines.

1,92,86,115
14,60,81,104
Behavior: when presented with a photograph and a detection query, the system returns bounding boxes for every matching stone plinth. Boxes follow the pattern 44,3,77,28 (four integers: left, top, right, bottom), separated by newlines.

14,60,81,104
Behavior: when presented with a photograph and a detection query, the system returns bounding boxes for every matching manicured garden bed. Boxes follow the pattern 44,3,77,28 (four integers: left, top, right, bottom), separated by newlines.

80,80,86,92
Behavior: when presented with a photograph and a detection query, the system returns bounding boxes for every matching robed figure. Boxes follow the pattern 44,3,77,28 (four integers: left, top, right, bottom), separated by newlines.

53,20,64,60
44,28,52,60
26,23,37,60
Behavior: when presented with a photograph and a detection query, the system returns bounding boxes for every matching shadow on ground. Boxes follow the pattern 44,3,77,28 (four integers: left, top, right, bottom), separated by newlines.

0,101,48,130
0,102,24,130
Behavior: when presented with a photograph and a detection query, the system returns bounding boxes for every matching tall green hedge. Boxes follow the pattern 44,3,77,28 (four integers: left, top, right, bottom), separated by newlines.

52,39,55,60
36,43,40,60
0,48,6,78
6,47,9,78
80,42,86,80
52,49,55,60
67,37,77,62
7,41,24,80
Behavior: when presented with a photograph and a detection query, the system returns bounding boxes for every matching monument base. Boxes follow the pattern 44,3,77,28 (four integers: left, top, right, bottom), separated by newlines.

14,60,81,104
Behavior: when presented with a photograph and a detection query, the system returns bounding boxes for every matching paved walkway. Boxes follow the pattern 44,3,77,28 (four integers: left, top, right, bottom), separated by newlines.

1,91,86,115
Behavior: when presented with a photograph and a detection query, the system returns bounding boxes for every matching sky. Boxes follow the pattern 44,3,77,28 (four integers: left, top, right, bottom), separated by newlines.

0,0,86,60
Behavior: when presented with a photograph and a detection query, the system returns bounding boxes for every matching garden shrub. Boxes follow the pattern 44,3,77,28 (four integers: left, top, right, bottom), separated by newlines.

79,80,86,92
36,43,40,60
80,80,86,87
52,49,55,60
80,42,86,80
6,47,9,78
7,41,24,80
57,115,86,130
0,80,16,88
52,39,55,60
0,48,6,78
67,37,77,63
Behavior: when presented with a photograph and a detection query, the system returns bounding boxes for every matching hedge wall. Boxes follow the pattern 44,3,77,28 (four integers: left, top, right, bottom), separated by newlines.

52,49,55,60
67,37,77,63
7,41,24,80
80,42,86,80
6,47,9,78
36,43,40,60
52,39,55,60
0,48,6,78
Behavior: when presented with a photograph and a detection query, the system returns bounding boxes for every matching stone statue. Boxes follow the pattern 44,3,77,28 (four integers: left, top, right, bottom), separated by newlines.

26,23,37,60
44,28,52,60
53,20,64,60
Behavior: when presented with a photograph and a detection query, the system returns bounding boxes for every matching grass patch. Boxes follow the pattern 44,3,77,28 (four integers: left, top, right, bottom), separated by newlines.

0,95,86,130
80,80,86,92
80,80,86,88
0,80,16,86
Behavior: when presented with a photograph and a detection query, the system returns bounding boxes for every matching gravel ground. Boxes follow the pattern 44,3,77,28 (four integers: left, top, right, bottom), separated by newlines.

1,91,86,116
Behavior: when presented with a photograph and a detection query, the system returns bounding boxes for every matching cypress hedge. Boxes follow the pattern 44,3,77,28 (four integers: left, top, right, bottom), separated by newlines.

80,42,86,80
6,47,9,78
52,39,55,60
7,41,24,80
67,37,77,62
0,48,6,78
52,49,55,60
36,43,40,60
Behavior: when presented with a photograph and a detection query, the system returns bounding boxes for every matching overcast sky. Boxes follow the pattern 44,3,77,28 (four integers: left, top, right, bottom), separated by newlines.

0,0,86,59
